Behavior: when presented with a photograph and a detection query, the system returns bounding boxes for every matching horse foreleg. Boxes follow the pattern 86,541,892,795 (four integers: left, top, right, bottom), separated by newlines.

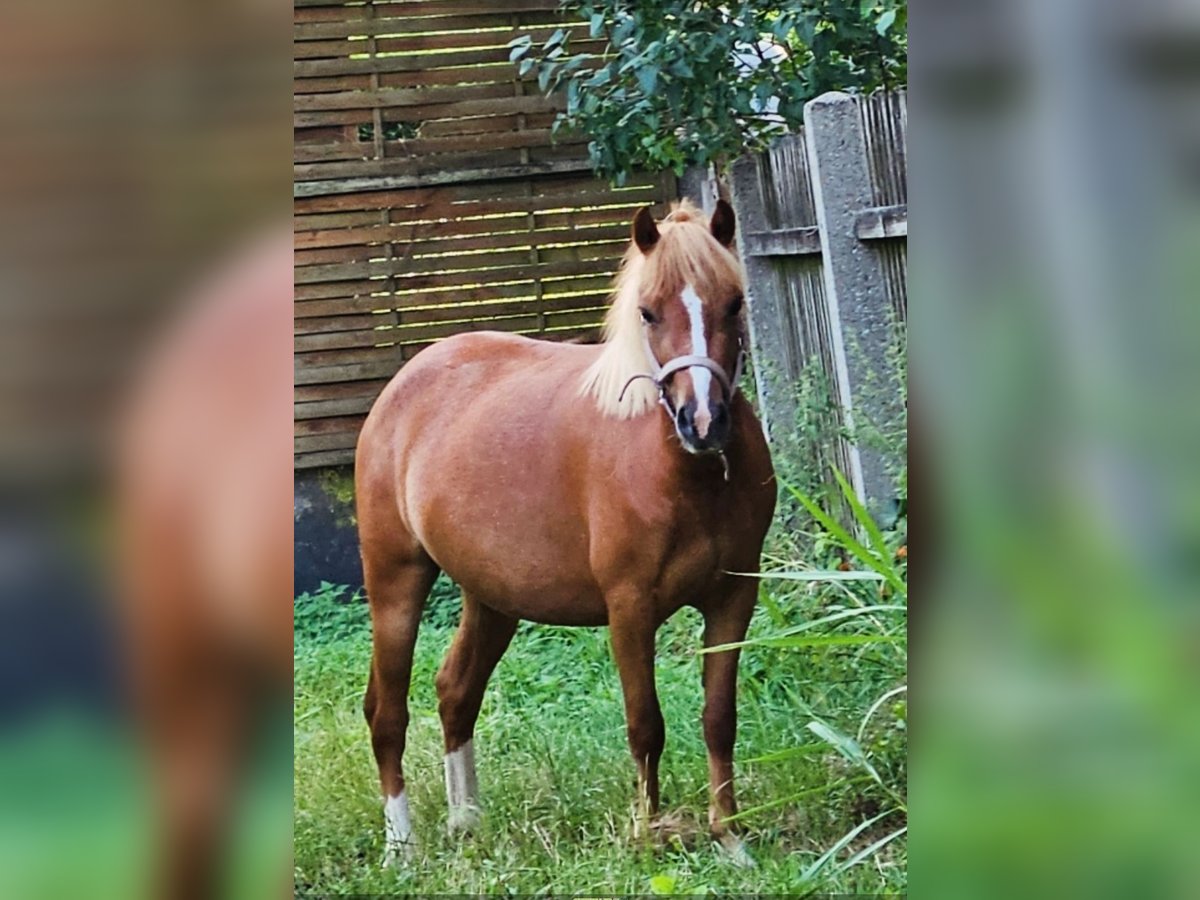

608,597,665,833
363,554,438,865
700,584,757,866
141,658,247,900
435,593,517,833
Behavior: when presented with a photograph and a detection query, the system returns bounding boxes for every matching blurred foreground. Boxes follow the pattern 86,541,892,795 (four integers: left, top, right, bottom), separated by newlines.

915,1,1200,897
1,0,1199,898
0,1,291,898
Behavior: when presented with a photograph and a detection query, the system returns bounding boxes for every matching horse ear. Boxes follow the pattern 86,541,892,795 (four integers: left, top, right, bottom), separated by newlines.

632,207,660,254
710,199,736,247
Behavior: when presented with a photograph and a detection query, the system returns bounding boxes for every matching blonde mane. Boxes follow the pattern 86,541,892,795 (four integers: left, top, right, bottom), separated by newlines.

580,200,745,418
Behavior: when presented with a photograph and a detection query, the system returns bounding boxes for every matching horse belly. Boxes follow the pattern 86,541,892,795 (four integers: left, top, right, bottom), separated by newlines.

419,495,607,625
405,425,607,626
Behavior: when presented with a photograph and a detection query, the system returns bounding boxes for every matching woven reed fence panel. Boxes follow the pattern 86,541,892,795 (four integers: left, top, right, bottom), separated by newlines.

294,1,677,468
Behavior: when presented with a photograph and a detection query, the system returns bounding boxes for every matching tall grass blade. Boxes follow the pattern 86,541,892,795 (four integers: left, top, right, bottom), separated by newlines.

799,808,898,882
857,684,908,743
702,632,901,653
831,467,893,574
836,824,907,874
779,477,906,597
727,569,884,582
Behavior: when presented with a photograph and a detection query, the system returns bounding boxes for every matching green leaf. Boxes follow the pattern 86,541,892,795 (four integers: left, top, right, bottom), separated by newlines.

636,65,658,95
509,44,529,63
876,9,897,35
519,58,535,77
589,13,605,39
588,66,611,88
543,27,566,50
808,720,870,768
648,874,676,895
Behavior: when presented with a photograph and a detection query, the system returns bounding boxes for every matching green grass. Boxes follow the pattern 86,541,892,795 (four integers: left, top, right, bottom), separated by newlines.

294,527,907,895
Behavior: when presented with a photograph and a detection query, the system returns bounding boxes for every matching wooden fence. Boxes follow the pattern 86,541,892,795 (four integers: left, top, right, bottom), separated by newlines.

730,89,907,513
294,0,676,468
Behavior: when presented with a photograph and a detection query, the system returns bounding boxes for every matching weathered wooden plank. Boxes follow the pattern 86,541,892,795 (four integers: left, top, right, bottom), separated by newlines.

293,188,661,229
415,110,559,137
295,222,629,263
296,414,368,437
295,278,389,302
294,94,565,130
743,226,823,257
294,82,517,113
298,23,587,60
296,395,379,421
295,448,356,469
295,312,396,336
294,256,616,303
295,0,559,17
295,46,518,78
295,10,562,41
297,280,537,317
295,327,400,354
294,379,391,403
295,61,543,95
293,128,586,165
295,274,614,319
294,158,594,197
368,290,611,328
371,23,591,56
294,343,406,370
294,170,662,213
296,143,584,183
293,42,606,78
295,431,363,454
294,39,357,60
854,203,907,240
293,359,402,385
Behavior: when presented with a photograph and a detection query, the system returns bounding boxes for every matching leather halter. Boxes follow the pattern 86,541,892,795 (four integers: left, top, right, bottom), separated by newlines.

618,332,746,481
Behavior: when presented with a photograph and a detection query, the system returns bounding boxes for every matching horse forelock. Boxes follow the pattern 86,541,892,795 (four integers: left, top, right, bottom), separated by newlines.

580,202,745,419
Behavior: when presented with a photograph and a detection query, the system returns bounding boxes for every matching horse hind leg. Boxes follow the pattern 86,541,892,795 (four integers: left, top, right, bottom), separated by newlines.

362,547,439,866
435,592,517,833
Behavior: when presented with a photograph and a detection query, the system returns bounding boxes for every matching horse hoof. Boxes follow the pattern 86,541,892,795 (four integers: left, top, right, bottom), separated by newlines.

381,840,417,869
716,832,756,868
447,804,482,834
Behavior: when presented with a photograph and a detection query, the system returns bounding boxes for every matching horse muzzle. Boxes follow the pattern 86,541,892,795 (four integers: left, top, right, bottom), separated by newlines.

674,397,731,454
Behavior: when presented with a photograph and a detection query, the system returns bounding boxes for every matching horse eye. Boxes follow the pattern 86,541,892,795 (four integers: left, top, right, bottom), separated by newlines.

639,307,657,325
728,295,744,316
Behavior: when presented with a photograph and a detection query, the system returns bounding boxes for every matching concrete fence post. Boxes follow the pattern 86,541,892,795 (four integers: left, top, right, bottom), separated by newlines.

804,91,905,513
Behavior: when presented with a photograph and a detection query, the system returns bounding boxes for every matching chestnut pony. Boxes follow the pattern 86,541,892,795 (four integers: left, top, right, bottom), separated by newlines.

355,200,776,863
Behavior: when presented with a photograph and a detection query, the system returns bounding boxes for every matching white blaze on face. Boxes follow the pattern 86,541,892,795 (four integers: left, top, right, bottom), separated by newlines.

681,283,713,437
444,739,481,832
384,790,413,852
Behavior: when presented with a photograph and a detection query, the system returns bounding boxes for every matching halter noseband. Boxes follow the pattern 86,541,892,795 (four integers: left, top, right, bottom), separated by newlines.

617,336,746,481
